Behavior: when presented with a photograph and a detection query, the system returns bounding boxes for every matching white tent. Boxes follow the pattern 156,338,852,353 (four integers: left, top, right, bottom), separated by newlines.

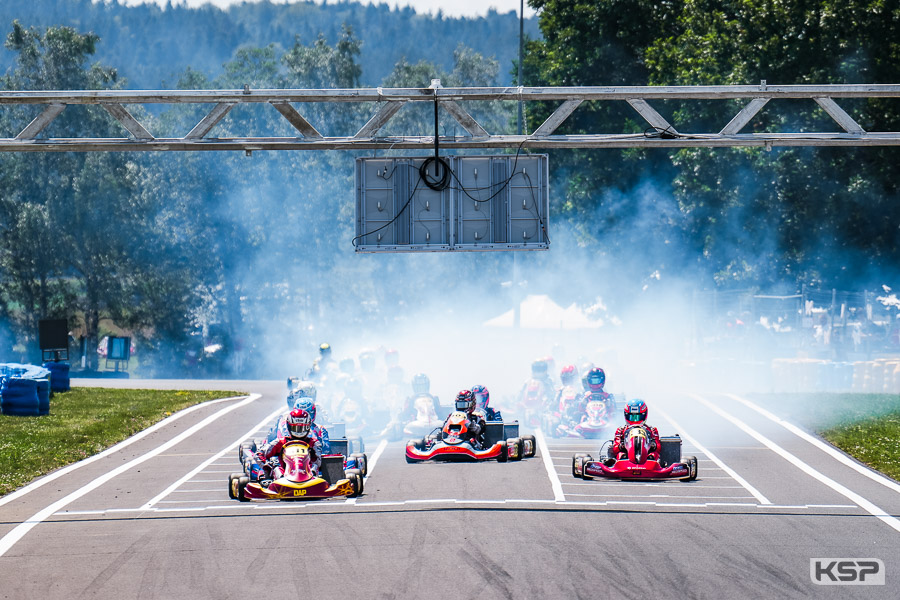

484,294,603,330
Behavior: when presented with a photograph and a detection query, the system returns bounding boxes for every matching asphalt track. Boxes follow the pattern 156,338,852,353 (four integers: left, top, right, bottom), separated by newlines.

1,380,898,599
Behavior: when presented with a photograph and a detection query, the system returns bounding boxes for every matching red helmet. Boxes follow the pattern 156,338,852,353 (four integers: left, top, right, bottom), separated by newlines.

455,389,475,413
624,399,648,424
286,408,312,439
586,367,606,392
560,364,577,386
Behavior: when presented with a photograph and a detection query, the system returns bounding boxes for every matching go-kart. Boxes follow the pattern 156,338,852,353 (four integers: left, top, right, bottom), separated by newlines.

230,439,363,501
547,395,615,439
379,393,445,442
405,411,536,463
571,426,698,482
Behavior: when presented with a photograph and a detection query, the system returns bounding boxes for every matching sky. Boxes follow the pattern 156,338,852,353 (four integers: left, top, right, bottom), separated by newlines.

126,0,538,19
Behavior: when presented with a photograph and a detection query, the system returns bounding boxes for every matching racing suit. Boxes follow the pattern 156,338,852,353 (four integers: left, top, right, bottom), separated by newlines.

255,428,324,481
465,410,488,449
481,406,503,422
610,424,661,460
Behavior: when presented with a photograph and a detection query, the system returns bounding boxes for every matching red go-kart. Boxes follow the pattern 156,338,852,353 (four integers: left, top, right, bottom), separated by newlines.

571,426,698,481
405,411,536,463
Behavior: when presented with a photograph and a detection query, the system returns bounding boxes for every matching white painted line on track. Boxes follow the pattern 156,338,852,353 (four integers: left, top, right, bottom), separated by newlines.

727,393,900,497
658,407,772,505
0,394,261,558
693,394,900,534
345,438,387,505
55,496,863,516
535,429,566,502
140,401,284,510
0,395,246,509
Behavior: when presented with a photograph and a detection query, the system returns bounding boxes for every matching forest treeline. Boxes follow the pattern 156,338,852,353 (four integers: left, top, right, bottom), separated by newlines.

0,0,898,376
0,0,537,88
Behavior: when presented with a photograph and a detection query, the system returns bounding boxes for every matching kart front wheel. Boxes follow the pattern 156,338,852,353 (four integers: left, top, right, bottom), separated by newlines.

679,455,698,482
497,441,509,462
507,438,524,461
234,476,250,502
572,453,588,479
346,468,364,494
348,471,363,498
227,473,243,499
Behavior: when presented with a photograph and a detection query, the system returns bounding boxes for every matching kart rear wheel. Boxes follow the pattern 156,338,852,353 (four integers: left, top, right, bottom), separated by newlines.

238,441,255,463
522,435,537,458
235,476,250,502
350,453,368,477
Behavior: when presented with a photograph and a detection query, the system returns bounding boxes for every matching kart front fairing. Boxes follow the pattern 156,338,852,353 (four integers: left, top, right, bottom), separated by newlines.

583,458,690,480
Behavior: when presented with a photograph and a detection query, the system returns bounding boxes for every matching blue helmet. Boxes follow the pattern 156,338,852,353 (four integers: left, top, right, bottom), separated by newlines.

293,397,317,422
624,399,647,424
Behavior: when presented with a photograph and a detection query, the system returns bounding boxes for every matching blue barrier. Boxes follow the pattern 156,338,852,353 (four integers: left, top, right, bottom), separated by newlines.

43,361,71,392
0,363,52,416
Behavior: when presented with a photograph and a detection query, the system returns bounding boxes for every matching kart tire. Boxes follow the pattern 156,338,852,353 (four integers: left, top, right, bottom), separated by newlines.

349,472,363,498
508,438,524,461
350,453,368,477
522,435,537,458
236,476,250,502
679,455,698,482
572,453,589,479
227,473,243,499
497,441,509,462
346,468,364,494
239,441,255,463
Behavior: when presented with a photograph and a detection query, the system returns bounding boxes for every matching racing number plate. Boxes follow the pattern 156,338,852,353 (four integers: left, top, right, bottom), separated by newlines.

631,469,641,476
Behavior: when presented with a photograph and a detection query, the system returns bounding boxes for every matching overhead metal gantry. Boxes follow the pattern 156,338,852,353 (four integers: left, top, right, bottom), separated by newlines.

1,81,899,152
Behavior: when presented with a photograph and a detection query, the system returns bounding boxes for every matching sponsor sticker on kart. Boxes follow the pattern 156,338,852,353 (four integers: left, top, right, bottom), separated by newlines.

631,469,641,476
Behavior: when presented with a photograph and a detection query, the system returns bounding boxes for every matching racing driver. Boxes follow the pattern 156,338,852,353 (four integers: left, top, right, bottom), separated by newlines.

609,399,661,461
255,408,322,482
455,389,487,449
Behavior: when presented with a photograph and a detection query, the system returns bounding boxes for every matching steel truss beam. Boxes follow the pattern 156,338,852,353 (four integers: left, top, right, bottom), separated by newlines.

0,82,899,152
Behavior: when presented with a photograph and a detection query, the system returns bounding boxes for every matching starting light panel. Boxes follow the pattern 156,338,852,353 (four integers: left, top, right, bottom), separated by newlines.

356,155,549,252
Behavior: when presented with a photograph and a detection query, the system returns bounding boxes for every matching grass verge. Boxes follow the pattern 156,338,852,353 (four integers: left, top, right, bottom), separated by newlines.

820,412,900,482
0,387,243,497
752,392,900,482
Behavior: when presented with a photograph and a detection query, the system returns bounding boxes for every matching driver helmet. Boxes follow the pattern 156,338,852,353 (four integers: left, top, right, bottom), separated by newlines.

286,408,312,439
531,358,548,378
586,367,606,392
471,385,490,411
624,399,648,424
560,364,578,386
296,380,317,401
293,397,317,422
319,343,332,358
412,372,430,394
455,389,475,414
542,355,556,377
